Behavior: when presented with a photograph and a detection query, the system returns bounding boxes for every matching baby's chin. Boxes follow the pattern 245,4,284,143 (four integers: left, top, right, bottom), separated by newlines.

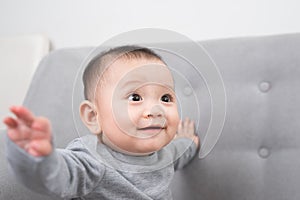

128,138,173,155
101,130,175,156
110,139,169,156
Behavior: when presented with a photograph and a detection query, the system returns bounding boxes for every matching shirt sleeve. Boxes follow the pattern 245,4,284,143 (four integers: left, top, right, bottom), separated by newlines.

166,138,198,170
5,135,105,199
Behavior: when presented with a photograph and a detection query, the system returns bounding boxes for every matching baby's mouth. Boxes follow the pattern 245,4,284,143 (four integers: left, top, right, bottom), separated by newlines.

136,126,166,138
138,126,165,131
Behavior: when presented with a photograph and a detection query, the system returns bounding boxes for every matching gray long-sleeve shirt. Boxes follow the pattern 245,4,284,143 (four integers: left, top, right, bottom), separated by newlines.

6,135,197,200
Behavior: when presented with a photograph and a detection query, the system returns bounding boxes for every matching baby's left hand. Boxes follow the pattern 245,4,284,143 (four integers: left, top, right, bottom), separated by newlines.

176,118,200,149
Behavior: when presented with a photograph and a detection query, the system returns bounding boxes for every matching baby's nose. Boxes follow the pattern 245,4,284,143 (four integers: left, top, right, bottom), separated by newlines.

143,104,165,118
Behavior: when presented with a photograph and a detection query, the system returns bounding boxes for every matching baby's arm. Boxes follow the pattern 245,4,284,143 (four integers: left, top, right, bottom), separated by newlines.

3,106,53,157
168,118,200,170
3,106,104,198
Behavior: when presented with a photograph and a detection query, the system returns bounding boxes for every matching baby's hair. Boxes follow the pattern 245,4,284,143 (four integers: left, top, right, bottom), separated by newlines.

82,45,166,101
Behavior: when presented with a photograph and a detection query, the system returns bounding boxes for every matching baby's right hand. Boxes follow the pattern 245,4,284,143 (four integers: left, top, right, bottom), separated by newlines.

3,106,53,157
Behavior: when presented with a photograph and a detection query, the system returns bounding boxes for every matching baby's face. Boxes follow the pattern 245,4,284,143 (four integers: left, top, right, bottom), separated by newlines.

94,58,179,155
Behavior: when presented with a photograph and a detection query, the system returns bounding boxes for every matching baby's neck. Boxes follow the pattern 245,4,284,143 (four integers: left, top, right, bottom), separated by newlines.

98,134,154,157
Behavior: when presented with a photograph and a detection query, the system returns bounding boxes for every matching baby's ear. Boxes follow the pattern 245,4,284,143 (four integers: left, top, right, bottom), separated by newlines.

79,100,101,134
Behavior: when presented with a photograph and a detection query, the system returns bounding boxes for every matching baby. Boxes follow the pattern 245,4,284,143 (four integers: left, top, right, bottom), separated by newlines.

4,45,199,199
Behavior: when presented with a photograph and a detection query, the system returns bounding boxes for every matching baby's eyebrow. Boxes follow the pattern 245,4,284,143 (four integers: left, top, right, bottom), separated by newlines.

120,80,143,90
126,79,174,86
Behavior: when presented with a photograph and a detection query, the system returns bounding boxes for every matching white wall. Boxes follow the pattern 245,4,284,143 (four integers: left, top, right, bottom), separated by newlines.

0,35,49,129
1,0,300,49
0,0,299,128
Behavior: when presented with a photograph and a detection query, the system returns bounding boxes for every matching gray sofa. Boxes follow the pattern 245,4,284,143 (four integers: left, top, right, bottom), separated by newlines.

1,33,300,200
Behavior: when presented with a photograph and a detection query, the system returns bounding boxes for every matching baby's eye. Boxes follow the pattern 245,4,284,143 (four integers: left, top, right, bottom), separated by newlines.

128,93,143,101
161,94,173,103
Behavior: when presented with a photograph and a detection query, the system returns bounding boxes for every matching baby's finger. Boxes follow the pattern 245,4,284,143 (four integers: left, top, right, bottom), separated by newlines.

183,118,190,134
3,117,18,128
193,135,200,148
188,120,195,132
15,140,30,149
28,140,52,157
7,122,31,141
177,120,183,132
31,129,51,141
31,117,51,136
10,106,35,127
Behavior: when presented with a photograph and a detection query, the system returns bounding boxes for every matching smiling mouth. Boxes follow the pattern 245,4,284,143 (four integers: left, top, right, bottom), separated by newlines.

135,126,166,138
138,126,165,131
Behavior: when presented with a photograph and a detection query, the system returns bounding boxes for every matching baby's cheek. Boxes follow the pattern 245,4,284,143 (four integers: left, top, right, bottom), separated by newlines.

171,108,180,126
170,112,180,135
127,106,141,127
168,115,179,134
